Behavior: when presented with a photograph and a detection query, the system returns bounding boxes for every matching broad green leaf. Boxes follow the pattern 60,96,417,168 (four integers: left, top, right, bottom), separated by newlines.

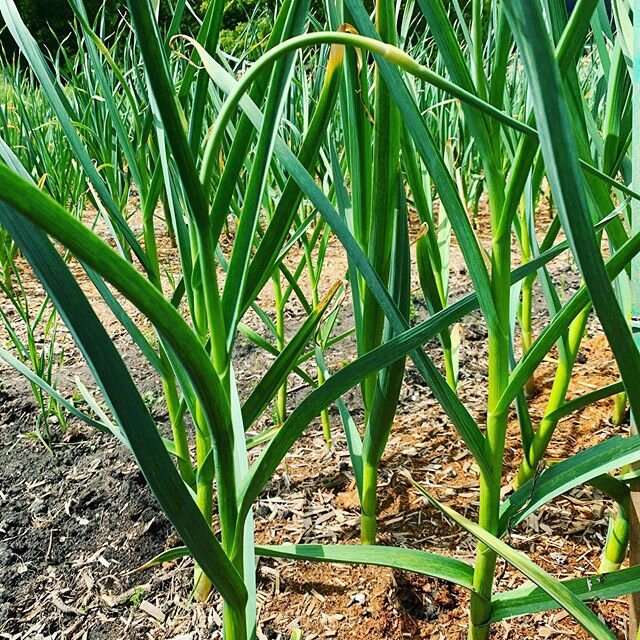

255,544,477,592
0,199,246,611
491,565,640,622
499,436,640,536
544,381,626,424
0,166,244,539
409,478,617,639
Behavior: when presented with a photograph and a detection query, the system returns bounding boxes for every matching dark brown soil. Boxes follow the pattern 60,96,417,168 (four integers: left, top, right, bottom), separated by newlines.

0,376,177,638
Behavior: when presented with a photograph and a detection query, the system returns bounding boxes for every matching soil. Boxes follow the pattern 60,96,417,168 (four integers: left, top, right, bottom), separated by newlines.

0,200,633,639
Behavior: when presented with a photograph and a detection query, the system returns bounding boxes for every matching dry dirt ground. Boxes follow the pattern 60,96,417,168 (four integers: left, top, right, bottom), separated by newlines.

0,202,633,639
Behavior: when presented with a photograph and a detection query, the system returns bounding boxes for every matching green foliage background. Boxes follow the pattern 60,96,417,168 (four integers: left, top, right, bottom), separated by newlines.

0,0,492,59
0,1,286,60
1,0,119,55
0,1,196,57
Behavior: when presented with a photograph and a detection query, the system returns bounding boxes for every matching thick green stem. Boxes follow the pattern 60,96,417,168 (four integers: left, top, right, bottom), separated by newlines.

361,461,378,545
468,357,509,636
469,186,509,638
273,274,287,423
469,409,509,638
356,0,404,545
223,600,248,640
186,223,224,602
599,496,631,573
360,356,406,545
515,307,588,488
521,275,536,398
468,475,500,640
613,390,628,426
224,535,250,640
360,0,400,405
193,400,214,602
194,228,243,622
195,223,239,556
161,360,195,487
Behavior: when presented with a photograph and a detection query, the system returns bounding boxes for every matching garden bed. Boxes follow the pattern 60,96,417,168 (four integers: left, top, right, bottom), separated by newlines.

0,215,631,639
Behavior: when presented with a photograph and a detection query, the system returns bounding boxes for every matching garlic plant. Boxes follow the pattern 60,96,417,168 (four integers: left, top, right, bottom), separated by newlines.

2,1,640,638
